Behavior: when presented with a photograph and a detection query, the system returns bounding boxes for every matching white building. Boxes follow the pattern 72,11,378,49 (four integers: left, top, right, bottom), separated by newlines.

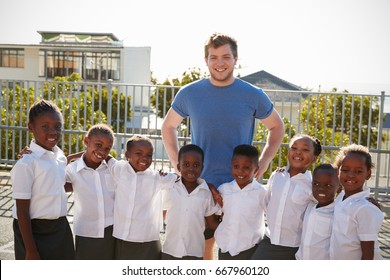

0,31,151,85
0,31,156,141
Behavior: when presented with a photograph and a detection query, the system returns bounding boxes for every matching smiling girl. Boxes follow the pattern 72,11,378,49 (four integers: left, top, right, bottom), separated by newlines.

65,124,116,259
330,144,384,259
11,99,75,260
252,134,322,260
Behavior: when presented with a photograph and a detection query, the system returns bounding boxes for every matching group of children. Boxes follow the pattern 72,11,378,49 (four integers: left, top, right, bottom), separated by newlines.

11,99,384,260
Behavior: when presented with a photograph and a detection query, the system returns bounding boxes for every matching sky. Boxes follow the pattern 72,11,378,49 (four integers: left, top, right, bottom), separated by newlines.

1,0,390,98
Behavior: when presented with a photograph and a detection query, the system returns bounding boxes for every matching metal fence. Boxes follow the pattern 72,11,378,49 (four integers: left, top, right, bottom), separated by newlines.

1,79,389,192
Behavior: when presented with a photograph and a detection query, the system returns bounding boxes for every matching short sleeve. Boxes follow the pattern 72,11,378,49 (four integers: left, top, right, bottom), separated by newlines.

11,161,34,199
205,192,219,217
65,163,74,183
171,88,189,118
254,88,274,120
356,204,384,241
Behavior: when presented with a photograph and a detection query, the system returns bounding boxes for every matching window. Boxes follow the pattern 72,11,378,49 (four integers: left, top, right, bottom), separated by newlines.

0,48,24,68
39,50,120,81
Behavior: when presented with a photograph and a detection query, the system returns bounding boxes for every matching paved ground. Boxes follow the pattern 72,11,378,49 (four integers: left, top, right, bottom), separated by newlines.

1,170,389,260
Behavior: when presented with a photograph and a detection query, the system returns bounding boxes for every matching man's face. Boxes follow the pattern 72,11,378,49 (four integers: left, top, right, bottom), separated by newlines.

205,44,237,86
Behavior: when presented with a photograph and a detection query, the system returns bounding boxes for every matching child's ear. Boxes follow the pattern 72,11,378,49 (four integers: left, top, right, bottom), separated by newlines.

83,136,89,147
125,150,130,160
176,163,181,172
366,169,372,180
254,163,260,174
28,122,33,131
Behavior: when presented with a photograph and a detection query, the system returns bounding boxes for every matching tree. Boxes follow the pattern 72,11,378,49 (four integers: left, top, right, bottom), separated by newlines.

253,88,384,179
150,67,207,119
1,73,131,158
254,117,297,179
299,89,384,162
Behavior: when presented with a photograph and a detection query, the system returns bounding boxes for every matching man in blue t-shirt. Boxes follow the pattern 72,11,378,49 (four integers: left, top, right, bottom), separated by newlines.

161,32,284,259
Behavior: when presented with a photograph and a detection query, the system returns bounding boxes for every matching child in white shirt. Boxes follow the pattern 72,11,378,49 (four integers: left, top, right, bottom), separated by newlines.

296,164,340,260
252,134,322,260
65,124,116,259
11,100,74,260
161,144,219,260
107,135,177,260
215,144,268,260
330,144,384,260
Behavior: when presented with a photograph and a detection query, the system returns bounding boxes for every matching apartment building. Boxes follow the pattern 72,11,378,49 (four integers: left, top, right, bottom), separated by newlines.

0,31,151,84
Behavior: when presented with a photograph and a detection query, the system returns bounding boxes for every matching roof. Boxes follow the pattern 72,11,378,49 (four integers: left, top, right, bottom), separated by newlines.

241,70,307,102
241,70,305,91
37,31,120,45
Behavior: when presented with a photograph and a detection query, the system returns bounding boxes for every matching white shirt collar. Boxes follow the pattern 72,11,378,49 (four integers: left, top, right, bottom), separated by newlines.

75,154,108,172
30,139,60,158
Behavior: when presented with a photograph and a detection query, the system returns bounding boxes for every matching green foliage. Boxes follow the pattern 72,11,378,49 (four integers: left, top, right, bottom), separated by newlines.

254,117,296,178
254,89,383,179
300,90,382,162
1,73,131,158
150,67,207,119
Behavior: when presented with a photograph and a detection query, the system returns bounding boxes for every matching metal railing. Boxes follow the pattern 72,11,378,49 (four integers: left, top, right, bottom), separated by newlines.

1,79,389,192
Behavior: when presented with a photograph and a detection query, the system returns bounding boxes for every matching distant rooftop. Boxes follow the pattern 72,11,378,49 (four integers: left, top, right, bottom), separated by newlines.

241,70,305,91
241,70,307,102
37,31,121,45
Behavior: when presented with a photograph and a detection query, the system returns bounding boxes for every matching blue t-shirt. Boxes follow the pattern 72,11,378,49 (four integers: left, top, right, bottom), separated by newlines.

171,78,274,187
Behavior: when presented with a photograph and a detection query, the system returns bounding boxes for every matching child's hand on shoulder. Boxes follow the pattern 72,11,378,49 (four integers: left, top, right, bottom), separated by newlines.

275,167,285,173
17,146,32,159
208,183,223,207
367,197,381,210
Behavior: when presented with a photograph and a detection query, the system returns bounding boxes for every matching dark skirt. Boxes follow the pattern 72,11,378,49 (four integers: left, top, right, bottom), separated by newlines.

218,244,258,260
13,217,75,260
115,239,161,260
251,236,298,260
161,252,202,260
75,225,116,260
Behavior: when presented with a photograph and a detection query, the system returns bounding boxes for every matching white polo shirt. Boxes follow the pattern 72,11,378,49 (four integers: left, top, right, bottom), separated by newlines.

66,156,115,238
108,159,177,242
296,201,334,260
215,179,268,256
330,190,384,260
11,140,68,219
265,168,314,247
162,178,218,258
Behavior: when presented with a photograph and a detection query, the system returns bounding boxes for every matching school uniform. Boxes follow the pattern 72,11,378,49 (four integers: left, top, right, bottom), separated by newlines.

252,169,314,260
162,178,218,259
295,201,334,260
108,159,177,260
11,140,74,260
330,190,384,260
66,156,116,259
215,179,267,260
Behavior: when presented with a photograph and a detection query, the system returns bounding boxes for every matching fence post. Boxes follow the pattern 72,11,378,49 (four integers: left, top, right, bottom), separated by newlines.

107,79,113,125
375,91,385,191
